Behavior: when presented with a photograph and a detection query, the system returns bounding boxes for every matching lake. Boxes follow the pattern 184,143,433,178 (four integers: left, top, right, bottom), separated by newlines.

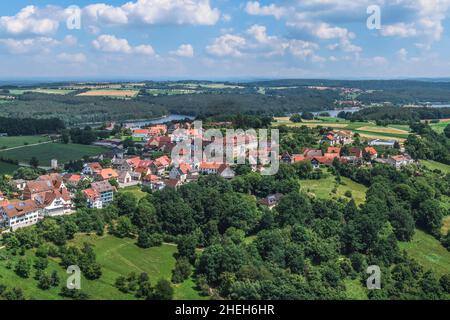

124,114,194,128
312,108,361,117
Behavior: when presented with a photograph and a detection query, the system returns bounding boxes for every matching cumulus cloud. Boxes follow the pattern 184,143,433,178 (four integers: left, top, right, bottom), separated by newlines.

207,24,319,60
92,34,155,56
245,1,286,20
381,23,417,38
0,5,59,35
206,34,246,57
170,44,194,57
0,37,59,54
84,4,129,25
117,0,219,26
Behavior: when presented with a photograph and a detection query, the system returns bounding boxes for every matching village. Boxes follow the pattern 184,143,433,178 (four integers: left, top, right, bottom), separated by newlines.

0,119,417,233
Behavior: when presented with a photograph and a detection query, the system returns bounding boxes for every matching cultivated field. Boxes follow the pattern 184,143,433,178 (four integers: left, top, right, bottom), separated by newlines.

357,126,410,135
0,161,20,175
399,230,450,277
0,143,107,166
8,89,74,95
147,89,197,96
77,90,138,98
0,136,51,149
273,117,410,141
0,234,202,300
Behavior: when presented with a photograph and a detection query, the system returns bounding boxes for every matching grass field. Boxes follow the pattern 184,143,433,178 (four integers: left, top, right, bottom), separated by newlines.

430,119,450,134
421,160,450,174
77,90,138,98
0,136,51,149
119,186,147,200
8,89,73,95
0,143,107,166
344,279,368,300
147,89,197,96
399,229,450,277
273,117,410,141
0,234,203,300
300,176,367,205
0,161,20,175
442,215,450,236
356,126,410,135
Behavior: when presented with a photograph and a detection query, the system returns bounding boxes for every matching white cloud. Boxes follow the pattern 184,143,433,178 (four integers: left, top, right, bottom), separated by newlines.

207,24,319,60
84,4,129,25
206,34,247,57
0,5,59,35
246,25,275,44
312,23,354,40
0,37,59,54
134,44,156,56
287,40,319,59
121,0,220,25
92,34,155,56
397,48,408,61
245,1,286,20
57,52,87,63
170,44,194,57
381,23,417,38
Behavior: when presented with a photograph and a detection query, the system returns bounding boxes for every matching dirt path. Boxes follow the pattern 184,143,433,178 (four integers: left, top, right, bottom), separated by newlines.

0,140,53,152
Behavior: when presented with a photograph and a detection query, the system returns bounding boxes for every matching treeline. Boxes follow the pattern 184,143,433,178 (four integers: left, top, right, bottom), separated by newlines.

405,123,450,164
248,79,450,104
0,93,167,125
140,92,338,118
346,106,450,122
0,117,65,135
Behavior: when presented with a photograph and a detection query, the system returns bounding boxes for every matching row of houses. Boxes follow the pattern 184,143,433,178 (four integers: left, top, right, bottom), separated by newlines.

1,174,74,231
281,145,413,169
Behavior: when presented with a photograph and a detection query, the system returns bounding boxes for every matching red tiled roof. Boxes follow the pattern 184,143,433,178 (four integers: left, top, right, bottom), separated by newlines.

327,147,341,154
364,147,377,156
88,163,103,172
143,174,160,182
199,162,221,170
83,188,100,201
99,168,119,180
133,129,150,135
292,154,306,163
179,163,192,174
155,156,171,167
1,200,39,218
126,157,141,168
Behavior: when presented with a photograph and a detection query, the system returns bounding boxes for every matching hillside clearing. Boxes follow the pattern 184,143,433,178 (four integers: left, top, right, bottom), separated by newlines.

421,160,450,174
300,176,367,205
399,229,450,277
0,234,203,300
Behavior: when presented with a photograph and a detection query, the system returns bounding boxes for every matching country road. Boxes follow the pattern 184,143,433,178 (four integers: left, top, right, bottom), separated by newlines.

0,140,53,152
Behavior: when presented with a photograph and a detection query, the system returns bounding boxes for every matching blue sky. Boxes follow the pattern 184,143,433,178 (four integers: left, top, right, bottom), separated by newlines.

1,0,450,80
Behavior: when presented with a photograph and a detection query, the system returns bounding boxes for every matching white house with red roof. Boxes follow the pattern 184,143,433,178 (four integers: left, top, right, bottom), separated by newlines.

0,200,41,231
